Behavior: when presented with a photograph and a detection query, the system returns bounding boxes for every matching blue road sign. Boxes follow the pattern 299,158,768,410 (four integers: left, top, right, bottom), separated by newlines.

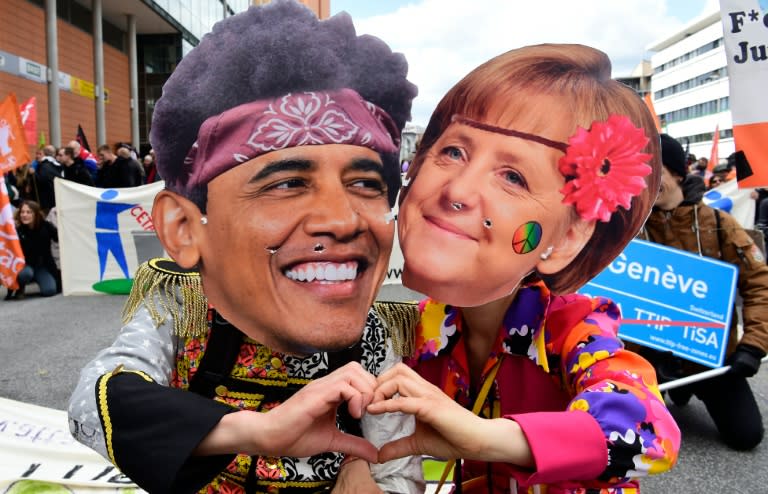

579,239,738,368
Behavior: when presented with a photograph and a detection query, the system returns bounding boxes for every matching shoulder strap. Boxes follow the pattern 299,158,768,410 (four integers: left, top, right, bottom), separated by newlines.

188,310,244,397
714,208,724,260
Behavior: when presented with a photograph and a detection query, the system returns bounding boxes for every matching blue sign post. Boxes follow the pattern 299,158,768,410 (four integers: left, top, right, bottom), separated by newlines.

580,239,738,368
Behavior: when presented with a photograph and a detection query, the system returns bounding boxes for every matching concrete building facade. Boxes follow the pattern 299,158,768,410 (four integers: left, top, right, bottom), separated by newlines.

647,11,732,164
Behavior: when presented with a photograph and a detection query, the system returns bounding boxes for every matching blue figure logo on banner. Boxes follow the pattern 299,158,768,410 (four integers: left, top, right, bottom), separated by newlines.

94,189,135,282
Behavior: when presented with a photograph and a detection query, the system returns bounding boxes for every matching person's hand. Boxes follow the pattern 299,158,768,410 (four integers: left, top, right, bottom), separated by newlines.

332,457,384,494
367,363,532,466
727,344,765,377
196,362,379,462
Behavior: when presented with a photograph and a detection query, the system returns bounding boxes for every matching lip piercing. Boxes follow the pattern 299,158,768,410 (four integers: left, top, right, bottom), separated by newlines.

540,246,554,260
451,202,464,211
313,243,325,253
200,216,208,225
266,246,279,255
483,218,492,229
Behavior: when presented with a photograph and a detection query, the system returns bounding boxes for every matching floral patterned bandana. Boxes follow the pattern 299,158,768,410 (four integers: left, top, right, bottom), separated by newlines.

182,88,400,192
452,114,652,223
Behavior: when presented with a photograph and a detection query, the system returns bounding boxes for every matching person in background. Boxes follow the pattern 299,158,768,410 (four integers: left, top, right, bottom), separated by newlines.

32,145,63,214
115,143,144,186
142,153,158,183
96,144,142,188
637,133,767,451
68,139,99,181
59,146,94,186
367,44,679,493
68,2,423,493
5,199,59,300
708,174,724,189
29,147,44,172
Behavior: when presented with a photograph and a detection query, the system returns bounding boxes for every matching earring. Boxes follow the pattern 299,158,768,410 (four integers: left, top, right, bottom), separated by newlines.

313,243,325,253
200,216,208,225
483,218,492,229
451,202,464,211
540,246,554,260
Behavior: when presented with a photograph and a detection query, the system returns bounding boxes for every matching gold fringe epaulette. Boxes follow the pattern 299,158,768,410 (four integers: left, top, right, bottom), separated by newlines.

122,258,208,338
373,301,420,357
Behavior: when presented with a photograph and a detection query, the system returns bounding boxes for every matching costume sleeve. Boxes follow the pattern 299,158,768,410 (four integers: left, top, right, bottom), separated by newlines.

719,211,768,354
363,312,425,494
68,303,234,493
508,296,680,487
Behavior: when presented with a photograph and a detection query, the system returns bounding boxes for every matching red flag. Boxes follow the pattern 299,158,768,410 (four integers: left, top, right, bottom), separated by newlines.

18,96,36,146
0,174,25,290
708,125,720,172
0,93,31,174
643,93,661,132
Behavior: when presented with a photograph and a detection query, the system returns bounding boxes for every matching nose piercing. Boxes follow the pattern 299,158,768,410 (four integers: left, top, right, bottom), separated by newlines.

540,246,554,260
483,218,492,229
266,246,279,255
313,243,325,253
451,202,464,211
200,216,208,225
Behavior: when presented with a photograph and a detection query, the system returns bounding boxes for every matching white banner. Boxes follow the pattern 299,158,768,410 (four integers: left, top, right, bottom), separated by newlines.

702,179,756,228
0,397,145,492
55,180,166,295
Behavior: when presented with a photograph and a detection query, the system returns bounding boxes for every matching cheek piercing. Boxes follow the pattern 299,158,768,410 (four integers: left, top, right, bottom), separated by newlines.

384,209,396,224
451,202,464,211
483,218,492,229
313,243,325,253
540,246,554,260
200,216,208,225
266,246,279,255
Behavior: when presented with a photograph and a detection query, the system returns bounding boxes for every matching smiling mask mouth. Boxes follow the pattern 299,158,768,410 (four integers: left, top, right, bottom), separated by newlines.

284,261,363,282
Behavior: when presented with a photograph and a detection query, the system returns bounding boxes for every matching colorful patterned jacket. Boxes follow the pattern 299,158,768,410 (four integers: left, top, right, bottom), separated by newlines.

408,280,680,493
68,259,423,493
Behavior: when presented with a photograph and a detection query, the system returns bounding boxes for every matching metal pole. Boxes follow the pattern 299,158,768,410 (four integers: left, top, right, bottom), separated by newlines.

127,15,139,151
45,0,60,147
658,355,768,391
93,0,106,147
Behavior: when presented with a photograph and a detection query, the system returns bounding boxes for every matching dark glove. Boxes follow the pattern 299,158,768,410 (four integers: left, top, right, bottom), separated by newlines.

727,344,766,377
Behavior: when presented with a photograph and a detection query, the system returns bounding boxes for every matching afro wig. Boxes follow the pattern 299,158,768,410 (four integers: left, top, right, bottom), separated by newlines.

150,0,417,208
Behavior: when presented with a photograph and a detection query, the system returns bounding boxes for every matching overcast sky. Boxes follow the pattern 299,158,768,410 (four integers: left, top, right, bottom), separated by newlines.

331,0,721,126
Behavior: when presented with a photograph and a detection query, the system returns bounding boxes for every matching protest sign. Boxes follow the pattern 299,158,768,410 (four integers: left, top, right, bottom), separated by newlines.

580,239,738,368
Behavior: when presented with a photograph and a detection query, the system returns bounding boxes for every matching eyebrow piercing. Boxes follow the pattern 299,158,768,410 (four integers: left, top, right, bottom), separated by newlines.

483,218,492,229
313,243,325,253
200,216,208,225
451,202,464,211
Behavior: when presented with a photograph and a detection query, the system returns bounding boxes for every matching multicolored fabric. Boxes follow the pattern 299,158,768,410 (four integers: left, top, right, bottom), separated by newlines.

407,281,680,493
172,308,388,493
181,89,400,193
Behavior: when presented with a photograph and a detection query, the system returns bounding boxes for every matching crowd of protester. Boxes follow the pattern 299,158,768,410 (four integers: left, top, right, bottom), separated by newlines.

2,142,161,300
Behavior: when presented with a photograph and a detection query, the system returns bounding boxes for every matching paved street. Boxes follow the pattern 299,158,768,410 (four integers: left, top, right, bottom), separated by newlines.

1,285,766,492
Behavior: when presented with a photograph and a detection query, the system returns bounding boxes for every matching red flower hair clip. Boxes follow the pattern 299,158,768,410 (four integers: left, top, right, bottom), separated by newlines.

558,115,652,223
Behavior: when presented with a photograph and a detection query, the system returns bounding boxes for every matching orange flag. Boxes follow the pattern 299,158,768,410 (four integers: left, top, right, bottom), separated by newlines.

0,93,31,174
644,93,661,132
0,174,25,290
708,125,720,172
